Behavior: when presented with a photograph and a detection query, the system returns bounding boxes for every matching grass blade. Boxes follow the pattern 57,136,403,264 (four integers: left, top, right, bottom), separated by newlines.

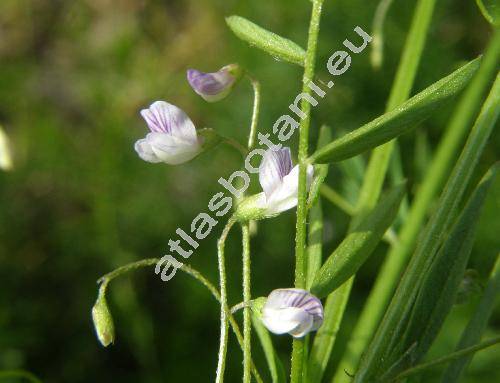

392,336,500,381
334,28,500,383
226,15,306,66
383,166,497,379
354,72,500,382
440,254,500,382
310,58,480,164
311,183,406,298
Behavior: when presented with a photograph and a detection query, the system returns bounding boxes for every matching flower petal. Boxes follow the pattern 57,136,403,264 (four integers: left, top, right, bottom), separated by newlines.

259,147,293,198
147,132,201,165
263,164,314,215
262,288,323,338
187,64,239,102
140,101,197,142
262,306,312,336
134,138,162,163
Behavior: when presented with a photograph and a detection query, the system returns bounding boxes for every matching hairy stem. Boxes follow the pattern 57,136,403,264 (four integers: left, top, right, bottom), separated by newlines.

96,257,263,382
216,218,236,383
320,184,356,215
241,223,252,383
247,75,261,149
291,1,324,382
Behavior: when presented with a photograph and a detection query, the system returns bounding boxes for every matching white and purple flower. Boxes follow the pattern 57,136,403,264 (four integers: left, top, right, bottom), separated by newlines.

135,101,202,165
187,64,242,102
261,288,324,338
235,147,314,220
256,147,314,216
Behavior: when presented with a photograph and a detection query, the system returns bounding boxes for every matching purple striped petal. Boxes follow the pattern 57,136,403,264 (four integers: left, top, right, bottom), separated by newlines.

259,147,293,198
262,288,323,338
136,101,201,165
187,64,241,102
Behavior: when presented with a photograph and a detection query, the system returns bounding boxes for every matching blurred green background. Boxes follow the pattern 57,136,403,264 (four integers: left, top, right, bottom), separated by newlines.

0,0,498,382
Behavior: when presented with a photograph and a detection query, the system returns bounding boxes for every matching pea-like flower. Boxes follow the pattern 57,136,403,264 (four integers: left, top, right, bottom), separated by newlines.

235,147,314,220
259,147,314,215
187,64,242,102
135,101,202,165
261,288,324,338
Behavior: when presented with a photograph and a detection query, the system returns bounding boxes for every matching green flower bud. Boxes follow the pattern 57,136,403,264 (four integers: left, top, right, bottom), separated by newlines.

92,283,115,347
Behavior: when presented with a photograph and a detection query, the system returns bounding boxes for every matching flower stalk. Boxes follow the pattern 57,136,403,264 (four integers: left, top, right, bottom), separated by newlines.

95,257,263,382
241,223,252,383
247,75,261,149
216,217,236,383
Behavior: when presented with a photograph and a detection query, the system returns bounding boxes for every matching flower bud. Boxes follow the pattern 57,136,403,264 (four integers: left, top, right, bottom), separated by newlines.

187,64,242,102
135,101,202,165
92,284,115,347
261,288,323,338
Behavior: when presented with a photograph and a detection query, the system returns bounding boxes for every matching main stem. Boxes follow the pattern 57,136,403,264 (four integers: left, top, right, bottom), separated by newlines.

216,217,236,383
241,224,252,383
242,74,260,383
291,1,323,382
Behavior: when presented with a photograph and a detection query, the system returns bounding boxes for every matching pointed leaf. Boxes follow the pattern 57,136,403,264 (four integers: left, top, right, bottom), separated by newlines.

310,58,481,163
311,183,406,298
226,16,306,66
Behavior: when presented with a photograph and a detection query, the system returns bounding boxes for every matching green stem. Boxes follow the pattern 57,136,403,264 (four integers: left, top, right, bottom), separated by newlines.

320,184,356,215
180,269,263,383
216,218,236,383
334,28,500,383
223,137,248,157
97,258,159,283
291,1,324,382
371,0,395,69
242,223,252,383
320,184,398,246
97,257,263,382
0,370,42,383
391,336,500,382
247,75,261,149
241,74,260,382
